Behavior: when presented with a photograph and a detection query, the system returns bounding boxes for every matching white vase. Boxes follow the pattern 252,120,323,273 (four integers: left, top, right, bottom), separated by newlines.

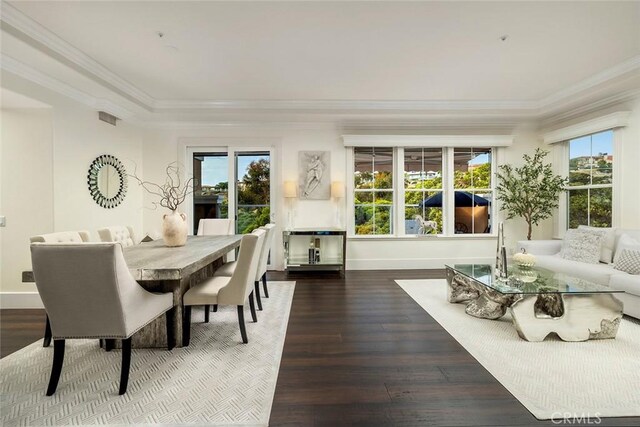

162,210,188,247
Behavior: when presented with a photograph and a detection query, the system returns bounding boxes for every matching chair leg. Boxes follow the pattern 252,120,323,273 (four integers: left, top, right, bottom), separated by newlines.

249,292,258,323
204,305,210,323
43,315,52,347
46,339,65,396
105,339,115,352
119,337,132,395
182,306,192,347
262,273,269,298
212,304,218,312
254,281,263,311
237,305,248,344
165,308,176,351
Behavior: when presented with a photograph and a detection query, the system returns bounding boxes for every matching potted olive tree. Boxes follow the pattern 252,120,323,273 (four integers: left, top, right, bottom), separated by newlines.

495,148,568,240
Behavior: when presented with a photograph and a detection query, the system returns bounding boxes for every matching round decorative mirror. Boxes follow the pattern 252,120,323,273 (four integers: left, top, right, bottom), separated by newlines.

87,154,128,208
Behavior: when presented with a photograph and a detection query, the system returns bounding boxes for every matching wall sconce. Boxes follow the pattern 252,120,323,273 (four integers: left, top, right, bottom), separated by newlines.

284,181,297,230
284,181,298,199
331,181,345,228
331,181,345,199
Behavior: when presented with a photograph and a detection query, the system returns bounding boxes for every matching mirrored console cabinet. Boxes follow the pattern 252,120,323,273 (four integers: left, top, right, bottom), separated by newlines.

283,228,346,276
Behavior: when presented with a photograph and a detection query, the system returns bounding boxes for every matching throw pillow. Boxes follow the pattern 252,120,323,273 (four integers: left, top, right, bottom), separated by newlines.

614,249,640,275
560,228,606,264
578,225,615,263
613,234,640,265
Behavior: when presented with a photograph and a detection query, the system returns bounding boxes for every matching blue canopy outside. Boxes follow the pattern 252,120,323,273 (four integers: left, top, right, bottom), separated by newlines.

420,191,490,208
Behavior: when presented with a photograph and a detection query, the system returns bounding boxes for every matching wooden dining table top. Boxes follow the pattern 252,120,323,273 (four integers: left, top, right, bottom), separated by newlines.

22,235,243,283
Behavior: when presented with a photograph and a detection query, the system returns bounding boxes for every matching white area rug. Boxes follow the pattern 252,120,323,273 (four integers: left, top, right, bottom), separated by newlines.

0,281,295,426
396,279,640,420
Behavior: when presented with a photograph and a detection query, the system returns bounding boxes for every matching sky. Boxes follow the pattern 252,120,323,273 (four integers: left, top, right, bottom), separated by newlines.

570,129,613,158
200,153,270,187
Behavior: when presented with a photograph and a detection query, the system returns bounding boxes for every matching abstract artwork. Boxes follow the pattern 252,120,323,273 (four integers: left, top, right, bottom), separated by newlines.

299,151,330,200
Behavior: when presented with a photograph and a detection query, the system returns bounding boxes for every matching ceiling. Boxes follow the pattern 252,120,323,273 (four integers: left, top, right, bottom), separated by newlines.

1,1,639,126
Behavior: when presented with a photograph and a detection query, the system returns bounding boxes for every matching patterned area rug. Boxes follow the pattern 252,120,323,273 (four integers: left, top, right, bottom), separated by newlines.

396,279,640,420
1,281,295,426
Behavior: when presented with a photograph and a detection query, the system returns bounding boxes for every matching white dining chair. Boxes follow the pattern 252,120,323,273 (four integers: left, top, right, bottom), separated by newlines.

31,242,174,395
30,231,92,347
182,228,266,344
213,224,275,311
196,218,233,236
98,225,137,247
197,218,234,266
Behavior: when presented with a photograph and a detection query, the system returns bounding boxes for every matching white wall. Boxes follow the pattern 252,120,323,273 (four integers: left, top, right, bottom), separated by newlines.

620,99,640,228
0,107,54,296
141,125,544,270
0,77,146,306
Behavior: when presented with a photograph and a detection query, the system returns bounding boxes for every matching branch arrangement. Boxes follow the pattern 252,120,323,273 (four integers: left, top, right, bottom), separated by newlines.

129,162,194,212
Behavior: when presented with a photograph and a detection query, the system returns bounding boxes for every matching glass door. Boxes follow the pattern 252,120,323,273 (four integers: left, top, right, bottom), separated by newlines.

235,151,271,233
192,153,229,235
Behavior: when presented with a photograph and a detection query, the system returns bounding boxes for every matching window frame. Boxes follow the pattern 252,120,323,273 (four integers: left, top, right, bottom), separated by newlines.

347,146,498,238
352,147,396,236
564,130,616,230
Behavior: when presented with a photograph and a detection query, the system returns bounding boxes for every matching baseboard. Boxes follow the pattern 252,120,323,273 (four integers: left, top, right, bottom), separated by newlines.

346,257,493,270
0,292,44,309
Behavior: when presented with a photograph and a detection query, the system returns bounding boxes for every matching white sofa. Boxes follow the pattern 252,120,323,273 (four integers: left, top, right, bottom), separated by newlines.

518,228,640,320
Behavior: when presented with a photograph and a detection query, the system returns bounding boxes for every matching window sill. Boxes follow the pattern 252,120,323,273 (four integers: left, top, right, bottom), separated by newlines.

348,234,498,241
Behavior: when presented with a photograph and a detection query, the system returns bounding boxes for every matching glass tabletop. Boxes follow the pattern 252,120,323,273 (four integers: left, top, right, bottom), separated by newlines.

445,264,624,295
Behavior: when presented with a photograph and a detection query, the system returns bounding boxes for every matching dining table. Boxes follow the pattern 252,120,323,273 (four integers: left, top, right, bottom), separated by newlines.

23,235,243,348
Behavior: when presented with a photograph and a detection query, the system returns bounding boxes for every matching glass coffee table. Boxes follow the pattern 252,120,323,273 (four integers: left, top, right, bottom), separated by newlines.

445,264,625,342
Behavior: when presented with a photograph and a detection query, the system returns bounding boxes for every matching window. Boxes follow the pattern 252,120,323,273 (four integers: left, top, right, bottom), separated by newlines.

354,147,394,235
453,148,493,234
350,146,495,237
404,148,443,234
567,130,613,228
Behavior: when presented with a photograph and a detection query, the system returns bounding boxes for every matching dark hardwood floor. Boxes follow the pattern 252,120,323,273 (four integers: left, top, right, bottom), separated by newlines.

2,269,638,426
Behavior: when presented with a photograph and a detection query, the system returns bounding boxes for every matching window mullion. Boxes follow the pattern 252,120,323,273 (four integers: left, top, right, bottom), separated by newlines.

396,147,404,236
444,147,454,236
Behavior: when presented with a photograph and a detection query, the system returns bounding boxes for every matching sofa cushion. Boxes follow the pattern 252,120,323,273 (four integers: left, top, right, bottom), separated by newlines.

613,249,640,275
534,255,614,286
609,273,640,297
560,228,606,264
613,234,640,265
578,225,615,263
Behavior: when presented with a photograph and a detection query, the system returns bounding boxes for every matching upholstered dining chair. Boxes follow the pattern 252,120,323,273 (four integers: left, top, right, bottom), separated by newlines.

182,228,266,344
197,218,234,266
98,225,137,247
214,224,275,311
196,218,233,236
30,242,174,396
30,231,92,347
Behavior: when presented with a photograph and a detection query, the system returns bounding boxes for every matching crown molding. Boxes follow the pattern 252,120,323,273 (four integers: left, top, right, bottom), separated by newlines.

539,88,640,128
538,55,640,110
151,99,538,112
0,2,155,108
1,1,639,125
0,54,134,119
342,134,513,148
542,111,631,144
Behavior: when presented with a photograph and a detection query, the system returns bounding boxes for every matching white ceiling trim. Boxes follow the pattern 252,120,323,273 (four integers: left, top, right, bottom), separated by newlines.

542,111,631,144
1,2,639,124
0,1,155,108
0,54,134,119
152,99,538,111
538,56,640,110
342,135,513,148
